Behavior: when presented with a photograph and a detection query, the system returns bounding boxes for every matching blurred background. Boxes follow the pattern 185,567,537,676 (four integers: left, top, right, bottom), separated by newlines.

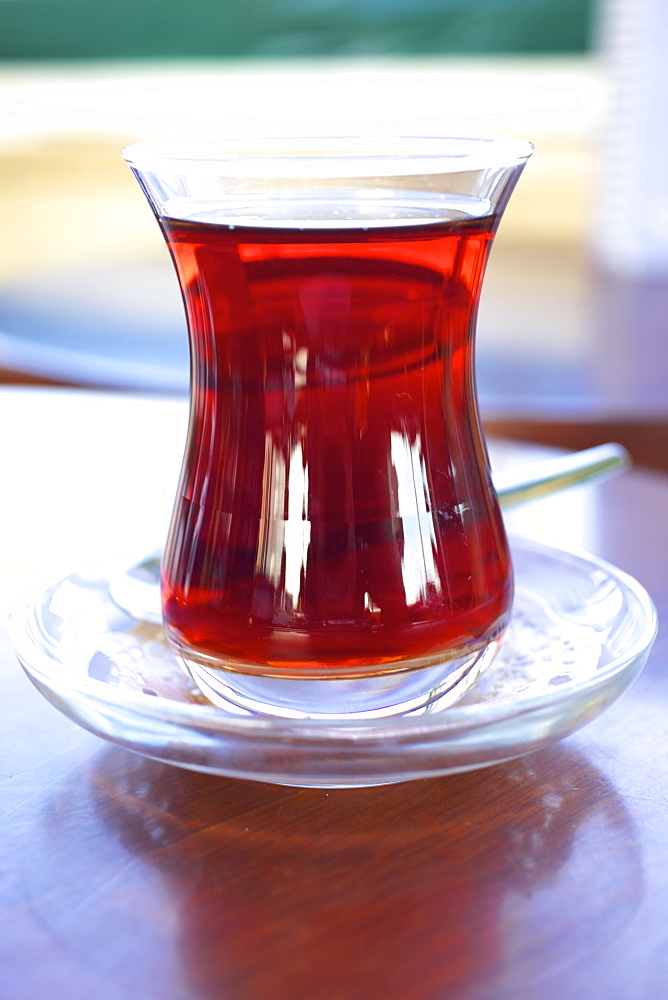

1,0,667,466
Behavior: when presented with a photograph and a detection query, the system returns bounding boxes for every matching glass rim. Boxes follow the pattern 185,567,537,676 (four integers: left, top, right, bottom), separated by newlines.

121,133,534,174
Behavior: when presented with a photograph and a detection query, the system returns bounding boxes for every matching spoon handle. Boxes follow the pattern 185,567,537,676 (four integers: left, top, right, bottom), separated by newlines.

495,442,631,509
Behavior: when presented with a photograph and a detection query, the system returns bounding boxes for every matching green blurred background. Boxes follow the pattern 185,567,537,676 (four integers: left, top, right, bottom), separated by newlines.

0,0,600,397
1,0,593,61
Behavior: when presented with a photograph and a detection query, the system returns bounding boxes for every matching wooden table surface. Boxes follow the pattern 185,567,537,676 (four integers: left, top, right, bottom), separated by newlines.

1,389,666,1000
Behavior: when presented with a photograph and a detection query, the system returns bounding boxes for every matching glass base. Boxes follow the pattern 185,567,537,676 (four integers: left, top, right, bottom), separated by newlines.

179,642,501,720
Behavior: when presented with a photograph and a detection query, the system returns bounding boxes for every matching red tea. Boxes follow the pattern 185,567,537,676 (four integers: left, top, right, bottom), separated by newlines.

159,202,512,676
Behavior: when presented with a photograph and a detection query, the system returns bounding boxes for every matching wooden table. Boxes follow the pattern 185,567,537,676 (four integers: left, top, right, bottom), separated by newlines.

1,389,666,1000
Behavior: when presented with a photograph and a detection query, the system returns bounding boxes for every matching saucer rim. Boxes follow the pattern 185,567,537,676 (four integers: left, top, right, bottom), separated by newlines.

9,537,658,787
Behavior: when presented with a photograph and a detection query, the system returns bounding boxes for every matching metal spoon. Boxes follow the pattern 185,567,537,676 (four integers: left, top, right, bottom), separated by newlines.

494,441,630,508
109,442,630,624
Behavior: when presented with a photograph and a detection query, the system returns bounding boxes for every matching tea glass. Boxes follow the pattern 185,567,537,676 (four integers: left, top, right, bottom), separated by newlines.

122,133,533,719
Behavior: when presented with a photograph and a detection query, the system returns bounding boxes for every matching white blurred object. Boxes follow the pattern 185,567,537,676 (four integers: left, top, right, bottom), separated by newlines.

594,0,668,276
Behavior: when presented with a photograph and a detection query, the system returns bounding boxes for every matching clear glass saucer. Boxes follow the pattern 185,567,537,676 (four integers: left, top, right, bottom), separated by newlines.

8,538,657,788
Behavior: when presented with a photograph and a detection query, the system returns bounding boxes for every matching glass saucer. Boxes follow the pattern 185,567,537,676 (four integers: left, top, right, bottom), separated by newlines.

9,538,657,788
